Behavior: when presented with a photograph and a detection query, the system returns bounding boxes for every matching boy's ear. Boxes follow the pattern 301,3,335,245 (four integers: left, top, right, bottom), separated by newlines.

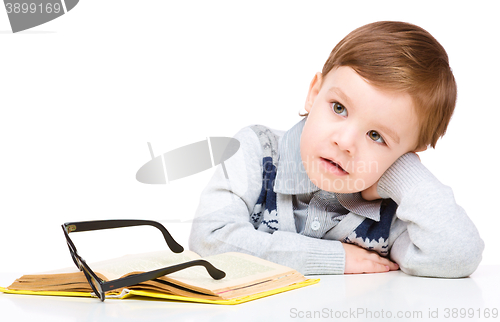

304,72,323,113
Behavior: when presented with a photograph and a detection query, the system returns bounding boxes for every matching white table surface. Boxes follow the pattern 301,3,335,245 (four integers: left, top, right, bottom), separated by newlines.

1,265,499,322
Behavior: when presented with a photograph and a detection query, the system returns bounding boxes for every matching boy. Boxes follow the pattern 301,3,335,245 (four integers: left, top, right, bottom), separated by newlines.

189,21,484,277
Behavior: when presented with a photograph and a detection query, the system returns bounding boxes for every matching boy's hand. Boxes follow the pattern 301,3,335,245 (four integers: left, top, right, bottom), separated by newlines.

343,243,399,274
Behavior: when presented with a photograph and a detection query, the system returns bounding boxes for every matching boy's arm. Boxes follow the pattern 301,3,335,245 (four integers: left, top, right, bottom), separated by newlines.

189,127,346,275
377,153,484,278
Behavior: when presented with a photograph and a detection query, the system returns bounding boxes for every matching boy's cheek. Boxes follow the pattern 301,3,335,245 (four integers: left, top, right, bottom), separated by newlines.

352,159,385,180
357,156,398,179
355,173,381,191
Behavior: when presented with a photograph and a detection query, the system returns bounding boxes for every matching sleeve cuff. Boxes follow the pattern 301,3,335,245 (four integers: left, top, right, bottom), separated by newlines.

303,239,345,275
377,153,436,205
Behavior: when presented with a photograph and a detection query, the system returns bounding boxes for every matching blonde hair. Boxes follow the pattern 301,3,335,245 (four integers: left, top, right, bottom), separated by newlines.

308,21,456,149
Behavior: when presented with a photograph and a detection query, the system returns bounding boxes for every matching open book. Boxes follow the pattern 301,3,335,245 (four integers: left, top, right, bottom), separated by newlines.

1,250,319,305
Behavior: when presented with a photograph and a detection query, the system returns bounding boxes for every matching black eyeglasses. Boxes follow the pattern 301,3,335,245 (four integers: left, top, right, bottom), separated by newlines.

62,219,225,301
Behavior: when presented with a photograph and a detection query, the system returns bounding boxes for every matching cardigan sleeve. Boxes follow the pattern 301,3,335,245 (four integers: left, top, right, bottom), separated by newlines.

378,153,484,278
189,126,346,275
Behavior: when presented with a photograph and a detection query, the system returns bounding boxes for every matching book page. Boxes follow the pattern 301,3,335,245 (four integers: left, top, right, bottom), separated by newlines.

92,249,201,280
37,249,201,280
163,252,301,293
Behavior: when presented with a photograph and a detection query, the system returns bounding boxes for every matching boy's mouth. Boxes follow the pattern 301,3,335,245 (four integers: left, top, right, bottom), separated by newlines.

320,157,349,175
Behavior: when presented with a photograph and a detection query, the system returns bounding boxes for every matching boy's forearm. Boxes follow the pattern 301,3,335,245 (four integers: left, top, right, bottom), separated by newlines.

190,210,346,275
189,173,346,275
377,153,484,277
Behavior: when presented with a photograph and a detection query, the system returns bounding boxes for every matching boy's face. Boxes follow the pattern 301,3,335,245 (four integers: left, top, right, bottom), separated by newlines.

300,66,424,194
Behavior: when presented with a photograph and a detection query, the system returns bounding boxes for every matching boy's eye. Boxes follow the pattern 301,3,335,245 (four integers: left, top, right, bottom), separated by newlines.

332,102,347,116
368,130,385,144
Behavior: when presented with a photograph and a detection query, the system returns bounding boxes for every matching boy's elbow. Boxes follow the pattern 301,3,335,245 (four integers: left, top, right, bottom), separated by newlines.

426,248,482,278
433,230,485,278
188,216,223,256
188,228,205,256
189,213,243,256
400,237,485,278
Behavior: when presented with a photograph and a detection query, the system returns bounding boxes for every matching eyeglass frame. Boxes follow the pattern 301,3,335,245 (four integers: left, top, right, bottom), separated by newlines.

61,219,225,301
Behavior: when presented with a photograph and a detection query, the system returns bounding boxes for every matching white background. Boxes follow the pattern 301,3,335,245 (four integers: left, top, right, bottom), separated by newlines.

0,1,498,274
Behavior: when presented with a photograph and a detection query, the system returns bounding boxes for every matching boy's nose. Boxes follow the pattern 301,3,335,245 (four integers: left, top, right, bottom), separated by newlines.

331,129,357,156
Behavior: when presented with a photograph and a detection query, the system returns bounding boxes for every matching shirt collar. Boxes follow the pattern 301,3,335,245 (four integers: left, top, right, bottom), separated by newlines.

274,118,318,194
273,118,382,222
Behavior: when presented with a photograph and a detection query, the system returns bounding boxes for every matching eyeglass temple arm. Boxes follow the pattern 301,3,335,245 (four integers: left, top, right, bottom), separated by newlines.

100,259,226,292
63,220,184,253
